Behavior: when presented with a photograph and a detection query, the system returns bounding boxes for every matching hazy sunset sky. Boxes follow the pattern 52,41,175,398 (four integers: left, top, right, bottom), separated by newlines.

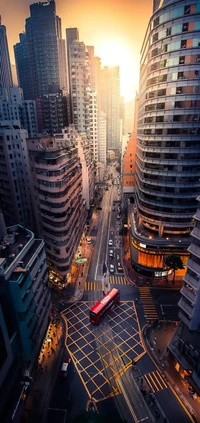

1,0,152,101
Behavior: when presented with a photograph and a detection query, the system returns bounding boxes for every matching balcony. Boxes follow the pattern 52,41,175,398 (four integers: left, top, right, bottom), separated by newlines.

178,297,194,318
180,285,196,305
183,271,199,290
188,243,200,259
193,209,200,222
178,310,191,327
191,226,200,240
186,258,200,277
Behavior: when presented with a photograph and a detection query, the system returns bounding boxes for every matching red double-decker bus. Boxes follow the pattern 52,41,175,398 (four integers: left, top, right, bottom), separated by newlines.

89,288,120,324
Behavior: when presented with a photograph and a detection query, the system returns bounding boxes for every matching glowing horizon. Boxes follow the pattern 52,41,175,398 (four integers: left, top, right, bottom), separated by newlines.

2,0,152,102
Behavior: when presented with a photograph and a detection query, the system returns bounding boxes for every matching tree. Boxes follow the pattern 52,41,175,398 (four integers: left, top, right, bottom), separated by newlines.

164,254,184,285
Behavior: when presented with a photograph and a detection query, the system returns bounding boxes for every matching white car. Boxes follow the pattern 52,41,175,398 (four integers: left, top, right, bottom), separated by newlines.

117,215,121,219
109,249,114,258
86,237,91,243
117,254,120,261
108,239,113,246
109,264,115,273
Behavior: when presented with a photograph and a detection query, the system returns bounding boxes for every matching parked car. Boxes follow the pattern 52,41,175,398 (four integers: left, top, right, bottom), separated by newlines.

108,239,113,246
60,358,71,377
117,214,121,219
117,254,120,261
86,237,92,243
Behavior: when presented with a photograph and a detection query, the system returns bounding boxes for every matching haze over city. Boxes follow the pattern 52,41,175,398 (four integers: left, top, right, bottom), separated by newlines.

2,0,152,101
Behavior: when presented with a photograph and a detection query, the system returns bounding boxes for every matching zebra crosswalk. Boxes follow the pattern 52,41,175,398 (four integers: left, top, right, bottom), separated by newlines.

84,276,128,291
109,276,128,285
84,281,104,291
144,370,168,393
139,287,158,322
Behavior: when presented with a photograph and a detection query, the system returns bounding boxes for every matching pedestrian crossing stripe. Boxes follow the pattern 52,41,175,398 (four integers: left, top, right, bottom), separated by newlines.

109,276,128,285
84,282,105,291
139,287,158,322
144,370,168,393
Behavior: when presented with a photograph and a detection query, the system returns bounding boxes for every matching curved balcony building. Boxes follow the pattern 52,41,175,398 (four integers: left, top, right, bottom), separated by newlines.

131,0,200,279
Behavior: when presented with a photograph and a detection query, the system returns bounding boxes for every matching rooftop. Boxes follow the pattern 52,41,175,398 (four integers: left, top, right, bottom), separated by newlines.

0,225,33,275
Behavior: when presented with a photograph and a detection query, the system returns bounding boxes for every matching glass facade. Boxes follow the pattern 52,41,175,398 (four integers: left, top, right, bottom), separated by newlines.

136,0,200,236
131,0,200,277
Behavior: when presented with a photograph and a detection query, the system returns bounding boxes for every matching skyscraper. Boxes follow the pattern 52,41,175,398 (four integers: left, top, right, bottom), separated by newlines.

14,1,67,99
130,0,200,280
66,27,79,93
14,33,35,100
0,19,13,90
100,66,121,150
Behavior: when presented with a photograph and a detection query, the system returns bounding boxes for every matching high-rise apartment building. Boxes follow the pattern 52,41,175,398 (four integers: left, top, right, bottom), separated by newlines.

0,215,51,422
36,88,70,135
14,1,67,99
27,127,87,281
168,195,200,396
77,132,95,210
66,27,79,94
100,66,121,150
0,87,38,137
68,40,91,133
0,121,33,229
0,20,13,90
98,111,107,166
130,0,200,280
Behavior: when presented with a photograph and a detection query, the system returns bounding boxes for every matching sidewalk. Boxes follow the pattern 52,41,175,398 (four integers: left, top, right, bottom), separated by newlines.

21,314,65,423
144,322,200,423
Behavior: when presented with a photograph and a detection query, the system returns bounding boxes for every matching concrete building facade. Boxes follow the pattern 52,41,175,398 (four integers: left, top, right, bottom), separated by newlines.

168,195,200,396
0,217,51,421
0,87,38,137
100,66,121,150
0,121,33,229
27,127,87,281
77,133,95,210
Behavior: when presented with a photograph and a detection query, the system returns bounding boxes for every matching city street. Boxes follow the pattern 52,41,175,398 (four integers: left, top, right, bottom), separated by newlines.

46,166,192,423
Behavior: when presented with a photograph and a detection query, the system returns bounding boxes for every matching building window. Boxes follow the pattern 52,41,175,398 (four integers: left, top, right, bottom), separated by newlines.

166,27,171,36
179,56,185,64
181,40,187,48
184,5,191,15
182,23,189,32
154,17,159,27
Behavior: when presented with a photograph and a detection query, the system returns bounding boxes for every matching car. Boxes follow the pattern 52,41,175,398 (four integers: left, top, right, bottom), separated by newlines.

109,264,115,273
117,262,123,272
60,358,71,377
117,254,120,260
117,214,121,219
86,237,92,243
109,249,114,258
108,239,113,246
